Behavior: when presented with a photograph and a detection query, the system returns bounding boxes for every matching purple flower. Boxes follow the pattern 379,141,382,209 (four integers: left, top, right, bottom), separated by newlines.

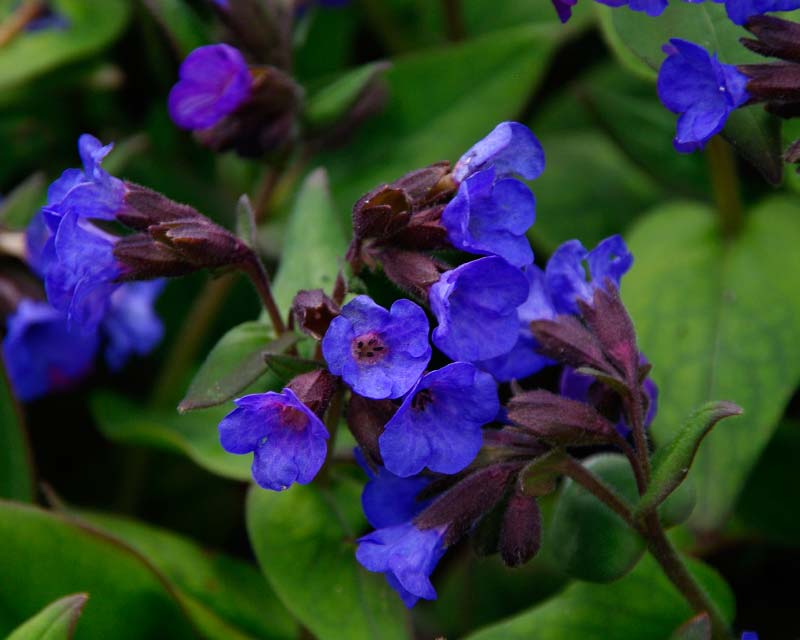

560,365,659,436
658,39,749,153
168,44,252,131
322,296,431,400
453,122,545,184
546,235,633,316
2,300,98,401
741,633,759,640
219,388,329,491
442,167,536,267
430,257,529,362
595,0,669,15
552,0,579,21
379,363,500,477
476,265,557,381
103,281,166,371
357,450,431,528
721,0,800,25
356,522,446,608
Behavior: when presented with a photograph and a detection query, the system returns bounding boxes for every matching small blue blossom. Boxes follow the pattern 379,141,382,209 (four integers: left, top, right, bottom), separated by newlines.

442,167,536,267
560,364,659,436
2,300,98,401
741,632,759,640
596,0,669,15
546,235,633,316
103,281,166,371
322,296,431,400
476,265,557,382
356,522,447,608
552,0,579,21
219,388,329,491
658,39,750,153
379,363,500,477
168,44,252,131
430,256,529,362
453,122,545,183
719,0,800,25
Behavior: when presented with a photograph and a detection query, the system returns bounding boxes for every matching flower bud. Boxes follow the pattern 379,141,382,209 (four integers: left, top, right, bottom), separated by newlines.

291,289,340,340
499,493,542,568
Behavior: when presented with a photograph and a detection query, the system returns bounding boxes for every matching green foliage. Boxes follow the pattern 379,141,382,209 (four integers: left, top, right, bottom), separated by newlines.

0,501,196,639
549,454,644,583
0,358,33,502
625,197,800,529
637,402,742,518
246,470,410,640
465,553,734,640
0,173,46,230
91,391,250,481
74,510,297,640
0,0,130,92
5,594,87,640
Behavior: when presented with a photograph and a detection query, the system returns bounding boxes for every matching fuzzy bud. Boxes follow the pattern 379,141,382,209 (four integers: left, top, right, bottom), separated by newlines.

499,493,542,568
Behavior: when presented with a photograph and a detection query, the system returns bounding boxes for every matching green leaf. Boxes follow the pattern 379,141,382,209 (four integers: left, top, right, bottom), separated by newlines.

179,323,297,412
596,2,784,184
637,402,742,518
0,501,196,639
548,454,645,583
0,172,46,230
91,391,250,481
305,61,390,129
624,197,800,529
320,23,564,224
73,510,297,640
6,593,87,640
272,168,348,311
235,194,257,248
246,470,410,640
0,356,34,502
0,0,130,92
465,553,734,640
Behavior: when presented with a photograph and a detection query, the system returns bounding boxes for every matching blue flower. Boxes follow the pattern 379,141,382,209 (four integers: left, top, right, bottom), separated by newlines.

658,39,749,153
379,363,500,477
442,168,536,267
103,281,166,371
430,257,529,362
720,0,800,25
596,0,669,15
168,44,252,131
356,449,431,528
741,632,759,640
560,364,659,436
552,0,579,21
476,264,557,382
546,235,633,316
219,388,329,491
2,300,98,401
356,522,447,608
453,121,545,183
322,295,431,400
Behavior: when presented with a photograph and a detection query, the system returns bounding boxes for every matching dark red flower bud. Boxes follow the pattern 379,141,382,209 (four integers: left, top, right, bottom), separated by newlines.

499,493,542,568
291,289,340,340
530,315,617,378
742,16,800,63
287,369,338,420
378,249,449,299
345,393,396,468
507,389,618,446
212,0,292,70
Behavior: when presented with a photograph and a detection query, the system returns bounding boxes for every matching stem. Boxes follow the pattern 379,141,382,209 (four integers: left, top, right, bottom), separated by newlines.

150,274,235,407
626,387,651,484
0,0,44,48
643,513,730,640
559,455,636,528
242,257,286,335
706,136,744,239
318,386,344,483
612,431,647,496
441,0,465,41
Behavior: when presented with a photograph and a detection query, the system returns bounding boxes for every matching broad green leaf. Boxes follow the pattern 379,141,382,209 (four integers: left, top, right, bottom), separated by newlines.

91,391,250,481
596,3,784,184
0,0,130,92
272,168,347,311
74,510,297,640
637,402,743,518
0,356,33,502
461,0,594,35
6,594,87,640
320,23,564,224
624,197,800,529
548,454,645,583
0,172,46,230
179,321,297,412
0,501,196,639
246,471,410,640
305,61,390,129
466,554,734,640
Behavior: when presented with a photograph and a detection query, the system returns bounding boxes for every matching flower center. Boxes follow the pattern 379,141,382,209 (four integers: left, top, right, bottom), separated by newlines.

278,404,310,431
411,388,434,412
351,332,388,365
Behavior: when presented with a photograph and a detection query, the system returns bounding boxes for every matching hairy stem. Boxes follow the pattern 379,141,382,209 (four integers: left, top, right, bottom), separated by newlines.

707,136,744,239
318,385,344,483
626,387,652,484
242,257,286,335
0,0,44,48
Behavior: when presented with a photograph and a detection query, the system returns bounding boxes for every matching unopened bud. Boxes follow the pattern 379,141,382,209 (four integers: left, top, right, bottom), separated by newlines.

499,493,542,568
